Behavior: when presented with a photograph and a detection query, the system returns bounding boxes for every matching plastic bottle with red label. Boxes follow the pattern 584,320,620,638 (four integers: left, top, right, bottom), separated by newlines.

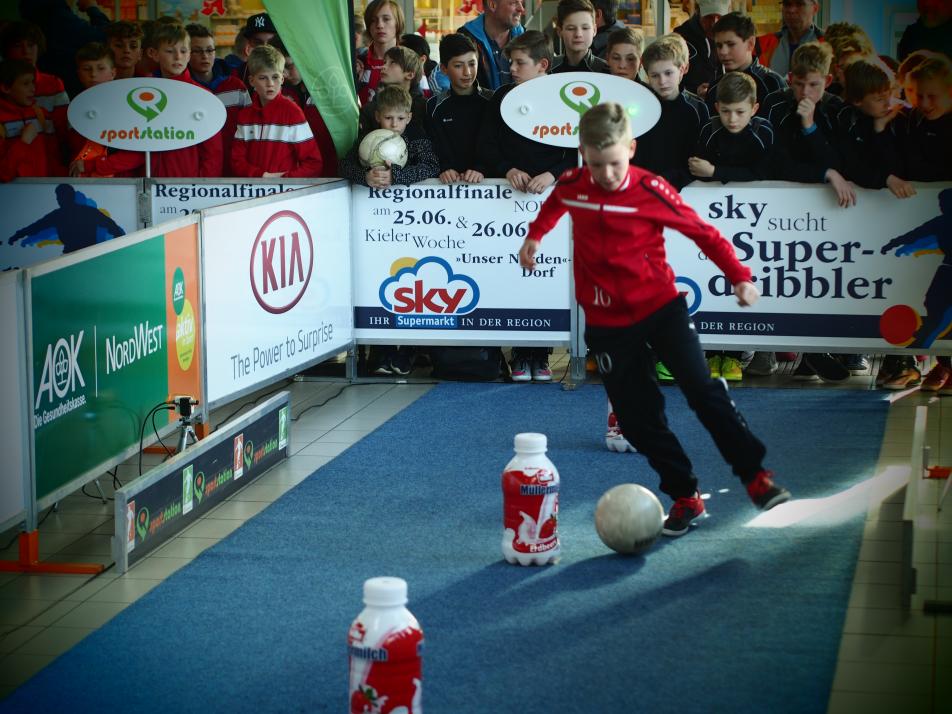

348,576,424,714
502,432,561,566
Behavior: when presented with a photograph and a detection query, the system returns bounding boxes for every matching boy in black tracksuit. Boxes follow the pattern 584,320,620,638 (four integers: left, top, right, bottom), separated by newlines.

550,0,609,74
705,12,786,118
835,58,913,197
763,42,853,204
634,36,710,190
425,33,493,183
691,72,775,183
476,31,575,381
896,54,952,183
689,71,773,383
476,31,576,189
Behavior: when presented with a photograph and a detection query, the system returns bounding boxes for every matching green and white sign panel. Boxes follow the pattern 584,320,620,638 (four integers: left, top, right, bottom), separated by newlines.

28,219,203,505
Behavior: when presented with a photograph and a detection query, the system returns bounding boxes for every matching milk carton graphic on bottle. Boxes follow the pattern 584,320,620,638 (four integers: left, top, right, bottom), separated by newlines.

348,577,423,714
502,433,561,566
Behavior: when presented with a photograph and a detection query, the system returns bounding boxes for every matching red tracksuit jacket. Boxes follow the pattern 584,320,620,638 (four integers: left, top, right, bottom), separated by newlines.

34,70,69,149
527,165,752,327
0,98,64,181
231,92,323,178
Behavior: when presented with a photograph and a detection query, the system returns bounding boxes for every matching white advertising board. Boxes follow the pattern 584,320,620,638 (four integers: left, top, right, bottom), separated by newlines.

148,179,325,225
665,182,952,353
500,72,661,146
68,78,225,151
0,272,26,529
202,182,354,407
0,180,139,270
352,179,571,345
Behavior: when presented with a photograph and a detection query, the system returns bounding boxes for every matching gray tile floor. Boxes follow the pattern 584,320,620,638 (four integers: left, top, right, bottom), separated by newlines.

0,352,949,712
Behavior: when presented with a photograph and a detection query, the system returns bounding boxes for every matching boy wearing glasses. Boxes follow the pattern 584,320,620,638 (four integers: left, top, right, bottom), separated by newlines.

186,24,250,175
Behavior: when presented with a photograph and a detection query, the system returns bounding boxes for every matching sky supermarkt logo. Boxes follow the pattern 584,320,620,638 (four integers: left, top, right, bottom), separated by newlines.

378,256,479,329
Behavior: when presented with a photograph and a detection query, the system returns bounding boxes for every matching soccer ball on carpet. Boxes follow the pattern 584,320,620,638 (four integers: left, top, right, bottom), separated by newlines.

594,483,664,555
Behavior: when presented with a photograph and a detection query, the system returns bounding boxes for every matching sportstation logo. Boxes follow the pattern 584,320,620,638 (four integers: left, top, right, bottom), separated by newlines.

127,87,167,121
98,85,197,145
531,81,600,140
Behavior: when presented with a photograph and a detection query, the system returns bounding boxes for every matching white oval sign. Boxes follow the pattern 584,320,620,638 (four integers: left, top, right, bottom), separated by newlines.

500,72,661,147
67,77,226,152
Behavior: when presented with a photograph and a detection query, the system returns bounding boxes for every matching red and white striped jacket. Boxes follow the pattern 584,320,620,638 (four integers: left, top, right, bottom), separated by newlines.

527,165,752,328
33,69,69,145
0,97,64,181
200,69,251,176
231,92,323,178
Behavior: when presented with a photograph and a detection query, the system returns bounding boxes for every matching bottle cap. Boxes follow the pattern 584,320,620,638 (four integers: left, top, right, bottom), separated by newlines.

514,433,547,452
363,577,408,607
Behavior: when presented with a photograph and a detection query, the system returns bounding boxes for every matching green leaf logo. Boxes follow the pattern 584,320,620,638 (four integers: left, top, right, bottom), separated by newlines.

559,81,600,116
136,507,150,540
127,86,168,121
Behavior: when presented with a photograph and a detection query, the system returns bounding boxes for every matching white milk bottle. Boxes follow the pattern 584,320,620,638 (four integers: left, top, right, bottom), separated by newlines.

501,433,561,566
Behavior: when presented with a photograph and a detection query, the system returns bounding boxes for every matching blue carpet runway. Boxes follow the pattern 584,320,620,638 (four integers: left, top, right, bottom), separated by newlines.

1,384,889,713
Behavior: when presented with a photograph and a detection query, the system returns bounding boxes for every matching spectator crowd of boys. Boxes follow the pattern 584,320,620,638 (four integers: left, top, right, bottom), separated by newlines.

1,0,949,388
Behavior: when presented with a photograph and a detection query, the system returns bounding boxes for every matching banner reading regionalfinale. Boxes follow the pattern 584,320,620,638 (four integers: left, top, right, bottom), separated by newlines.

352,179,572,343
29,223,202,502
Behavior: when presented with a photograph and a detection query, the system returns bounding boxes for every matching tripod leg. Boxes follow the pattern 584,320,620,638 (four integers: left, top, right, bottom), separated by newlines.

92,478,107,505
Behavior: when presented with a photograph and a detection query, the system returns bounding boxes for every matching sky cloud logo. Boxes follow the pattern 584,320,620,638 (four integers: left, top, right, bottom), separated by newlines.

127,86,167,121
379,257,479,328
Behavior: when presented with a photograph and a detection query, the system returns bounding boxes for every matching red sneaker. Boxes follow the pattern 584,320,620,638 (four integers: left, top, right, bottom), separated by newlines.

662,491,705,537
746,470,791,510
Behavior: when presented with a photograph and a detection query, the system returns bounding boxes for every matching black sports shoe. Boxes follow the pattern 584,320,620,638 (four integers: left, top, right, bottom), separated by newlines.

662,492,705,537
804,353,850,382
746,470,791,510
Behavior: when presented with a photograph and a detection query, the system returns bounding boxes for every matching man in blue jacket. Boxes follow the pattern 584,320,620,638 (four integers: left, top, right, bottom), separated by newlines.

459,0,526,90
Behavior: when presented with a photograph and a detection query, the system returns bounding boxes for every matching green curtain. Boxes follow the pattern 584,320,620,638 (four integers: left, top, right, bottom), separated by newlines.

264,0,358,157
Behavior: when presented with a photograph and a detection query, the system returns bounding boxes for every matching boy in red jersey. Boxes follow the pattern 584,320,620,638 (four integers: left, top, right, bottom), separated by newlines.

0,59,64,181
518,102,791,536
1,22,69,159
231,45,323,178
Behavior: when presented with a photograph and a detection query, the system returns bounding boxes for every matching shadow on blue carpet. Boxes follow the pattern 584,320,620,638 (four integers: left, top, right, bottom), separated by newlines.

2,384,890,713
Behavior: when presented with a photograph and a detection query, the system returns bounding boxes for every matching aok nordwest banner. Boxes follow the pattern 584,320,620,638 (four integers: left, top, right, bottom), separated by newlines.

28,221,202,504
664,182,952,354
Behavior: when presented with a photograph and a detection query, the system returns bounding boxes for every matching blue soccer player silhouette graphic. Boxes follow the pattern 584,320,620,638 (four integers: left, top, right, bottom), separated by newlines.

7,184,125,254
880,188,952,348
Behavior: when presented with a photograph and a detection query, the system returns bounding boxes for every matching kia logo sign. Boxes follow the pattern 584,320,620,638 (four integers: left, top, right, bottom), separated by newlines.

249,210,314,313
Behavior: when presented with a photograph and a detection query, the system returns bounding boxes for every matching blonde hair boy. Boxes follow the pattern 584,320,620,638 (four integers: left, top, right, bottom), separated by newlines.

247,44,285,77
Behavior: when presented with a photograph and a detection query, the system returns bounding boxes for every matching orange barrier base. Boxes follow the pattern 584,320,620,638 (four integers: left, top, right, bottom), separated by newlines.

927,466,951,480
0,530,106,574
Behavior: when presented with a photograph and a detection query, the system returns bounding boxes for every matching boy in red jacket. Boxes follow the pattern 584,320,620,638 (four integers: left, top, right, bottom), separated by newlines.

0,59,64,181
86,23,224,178
1,22,69,164
518,102,791,537
231,45,323,178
